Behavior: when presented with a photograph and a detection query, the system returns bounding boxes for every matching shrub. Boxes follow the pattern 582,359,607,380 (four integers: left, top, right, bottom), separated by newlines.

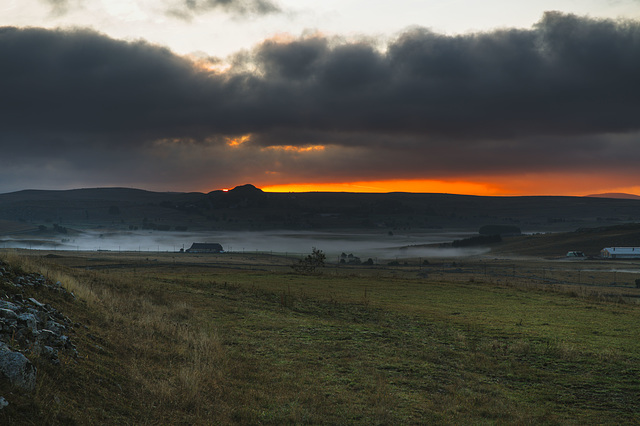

292,247,326,273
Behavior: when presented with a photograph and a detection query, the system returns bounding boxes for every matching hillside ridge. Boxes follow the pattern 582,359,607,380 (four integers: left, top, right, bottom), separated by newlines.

2,185,640,234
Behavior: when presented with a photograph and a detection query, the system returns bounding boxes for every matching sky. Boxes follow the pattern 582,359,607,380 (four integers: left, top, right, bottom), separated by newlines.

1,0,640,196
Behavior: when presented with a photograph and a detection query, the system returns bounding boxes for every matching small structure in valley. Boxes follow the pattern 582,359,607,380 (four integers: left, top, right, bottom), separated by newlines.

566,251,586,258
600,247,640,259
186,243,223,253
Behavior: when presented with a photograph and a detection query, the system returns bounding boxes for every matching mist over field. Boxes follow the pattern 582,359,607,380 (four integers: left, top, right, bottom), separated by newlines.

0,229,484,259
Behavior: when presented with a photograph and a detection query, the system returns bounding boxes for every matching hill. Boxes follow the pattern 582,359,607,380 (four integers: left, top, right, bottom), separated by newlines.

2,185,640,235
585,193,640,200
491,223,640,258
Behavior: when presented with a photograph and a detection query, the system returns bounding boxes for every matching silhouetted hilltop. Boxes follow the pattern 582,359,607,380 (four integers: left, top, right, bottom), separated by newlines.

228,184,263,195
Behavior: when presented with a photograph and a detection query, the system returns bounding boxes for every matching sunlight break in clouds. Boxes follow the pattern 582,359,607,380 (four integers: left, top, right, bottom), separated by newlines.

226,135,252,147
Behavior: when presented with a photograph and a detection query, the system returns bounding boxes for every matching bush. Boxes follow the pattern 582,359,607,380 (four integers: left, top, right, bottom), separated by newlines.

292,248,326,273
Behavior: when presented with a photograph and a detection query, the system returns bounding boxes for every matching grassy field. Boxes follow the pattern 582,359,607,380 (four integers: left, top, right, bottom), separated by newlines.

1,249,640,424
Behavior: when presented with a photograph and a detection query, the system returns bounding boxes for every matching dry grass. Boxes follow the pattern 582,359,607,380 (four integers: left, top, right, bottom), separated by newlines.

2,249,640,424
0,250,231,424
0,249,99,304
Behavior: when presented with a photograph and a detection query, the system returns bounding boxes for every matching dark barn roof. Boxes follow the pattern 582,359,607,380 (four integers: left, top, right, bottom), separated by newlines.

186,243,223,252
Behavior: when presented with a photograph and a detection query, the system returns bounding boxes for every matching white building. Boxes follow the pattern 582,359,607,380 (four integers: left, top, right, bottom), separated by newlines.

600,247,640,259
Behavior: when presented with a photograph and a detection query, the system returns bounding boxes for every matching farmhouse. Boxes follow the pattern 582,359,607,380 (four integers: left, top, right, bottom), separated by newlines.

600,247,640,259
186,243,224,253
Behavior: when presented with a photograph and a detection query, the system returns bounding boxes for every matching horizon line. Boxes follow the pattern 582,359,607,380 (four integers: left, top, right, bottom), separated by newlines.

1,185,639,199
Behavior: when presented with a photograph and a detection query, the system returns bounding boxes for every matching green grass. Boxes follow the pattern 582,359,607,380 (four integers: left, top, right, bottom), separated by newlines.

2,250,640,424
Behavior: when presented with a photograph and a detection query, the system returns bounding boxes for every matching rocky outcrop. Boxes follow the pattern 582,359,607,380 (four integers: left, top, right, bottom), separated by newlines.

0,259,79,405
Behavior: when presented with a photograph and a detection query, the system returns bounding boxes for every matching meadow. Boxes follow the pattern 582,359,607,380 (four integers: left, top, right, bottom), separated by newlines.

1,249,639,424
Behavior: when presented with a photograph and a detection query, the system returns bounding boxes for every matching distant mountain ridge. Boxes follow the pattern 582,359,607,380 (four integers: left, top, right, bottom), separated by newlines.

2,185,640,234
585,192,640,200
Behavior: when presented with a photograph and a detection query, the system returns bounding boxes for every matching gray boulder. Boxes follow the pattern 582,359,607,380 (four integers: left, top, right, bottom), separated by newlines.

0,343,37,392
17,313,38,334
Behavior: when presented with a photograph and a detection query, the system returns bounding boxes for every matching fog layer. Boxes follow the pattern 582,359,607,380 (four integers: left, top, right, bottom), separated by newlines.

0,229,485,259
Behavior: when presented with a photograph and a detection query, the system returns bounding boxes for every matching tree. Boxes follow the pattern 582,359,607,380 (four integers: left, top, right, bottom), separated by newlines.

292,247,326,273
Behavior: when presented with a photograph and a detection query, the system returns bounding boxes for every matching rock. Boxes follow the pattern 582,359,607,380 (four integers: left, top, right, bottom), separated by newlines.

28,297,45,308
59,335,71,349
0,263,80,369
45,320,66,334
0,320,17,334
36,329,58,346
0,343,37,392
44,346,59,365
33,344,60,366
0,396,8,410
0,300,19,311
0,308,18,320
17,313,38,334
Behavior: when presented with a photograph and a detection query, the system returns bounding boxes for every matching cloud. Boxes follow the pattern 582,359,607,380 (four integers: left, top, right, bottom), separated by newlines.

230,12,640,143
36,0,278,20
38,0,84,16
167,0,281,19
1,12,640,192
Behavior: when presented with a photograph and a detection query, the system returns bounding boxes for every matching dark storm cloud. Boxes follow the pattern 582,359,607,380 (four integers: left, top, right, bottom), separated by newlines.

237,12,640,142
168,0,281,19
0,26,226,144
2,11,640,191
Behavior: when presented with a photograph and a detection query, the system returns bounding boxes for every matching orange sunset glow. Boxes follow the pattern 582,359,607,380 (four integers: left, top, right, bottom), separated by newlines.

262,145,326,153
261,179,505,195
226,135,251,147
258,174,640,197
